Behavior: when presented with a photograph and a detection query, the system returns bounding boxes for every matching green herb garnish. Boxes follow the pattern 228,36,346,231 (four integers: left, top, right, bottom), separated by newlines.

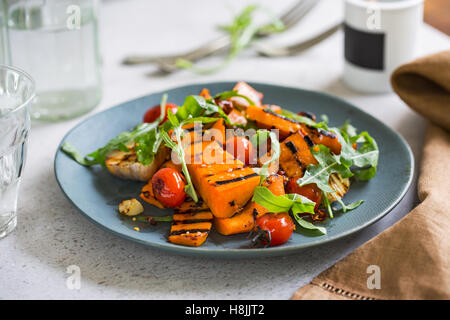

133,215,174,223
62,95,169,167
249,130,280,183
176,5,284,74
252,186,326,234
252,186,315,215
296,122,379,218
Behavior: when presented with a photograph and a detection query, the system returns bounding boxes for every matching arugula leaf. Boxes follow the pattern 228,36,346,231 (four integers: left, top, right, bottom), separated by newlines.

249,130,280,183
331,123,379,181
297,145,353,193
61,142,96,166
213,90,255,106
280,109,329,130
174,94,232,126
322,194,334,219
134,129,158,166
252,186,315,215
335,199,364,213
295,122,378,219
340,121,358,138
320,114,329,126
176,5,284,74
291,213,327,235
175,95,215,121
252,186,328,234
133,215,174,223
161,119,199,202
63,94,168,167
76,121,161,166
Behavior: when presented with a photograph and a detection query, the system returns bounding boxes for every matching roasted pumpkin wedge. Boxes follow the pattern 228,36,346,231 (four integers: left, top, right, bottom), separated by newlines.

279,130,318,178
199,88,212,100
168,222,212,247
257,151,279,176
186,137,260,218
214,175,285,235
169,200,213,247
301,124,342,155
245,105,302,139
189,164,260,218
105,145,169,182
203,118,226,147
140,182,165,209
229,81,263,108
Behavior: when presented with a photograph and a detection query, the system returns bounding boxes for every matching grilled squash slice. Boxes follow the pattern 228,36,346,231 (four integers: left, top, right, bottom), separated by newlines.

168,201,213,247
204,118,226,147
301,125,342,155
105,145,169,182
279,130,317,178
140,182,165,209
199,88,212,100
246,105,302,139
214,175,285,235
186,136,260,218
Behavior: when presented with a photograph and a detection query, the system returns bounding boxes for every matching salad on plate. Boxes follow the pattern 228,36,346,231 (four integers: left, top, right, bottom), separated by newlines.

63,82,379,248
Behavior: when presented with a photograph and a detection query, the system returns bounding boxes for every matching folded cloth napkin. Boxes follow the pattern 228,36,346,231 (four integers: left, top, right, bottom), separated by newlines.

292,50,450,300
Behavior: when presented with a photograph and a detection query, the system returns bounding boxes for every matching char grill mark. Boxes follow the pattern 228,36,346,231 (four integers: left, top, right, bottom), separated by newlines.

174,208,211,215
214,173,259,186
303,135,314,147
169,229,210,236
298,111,316,121
172,219,212,225
262,108,300,124
285,141,298,154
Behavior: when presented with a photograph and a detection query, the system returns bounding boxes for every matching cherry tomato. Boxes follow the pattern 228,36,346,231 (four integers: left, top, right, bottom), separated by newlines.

151,168,186,207
225,136,255,165
286,178,322,211
254,213,295,246
143,103,178,123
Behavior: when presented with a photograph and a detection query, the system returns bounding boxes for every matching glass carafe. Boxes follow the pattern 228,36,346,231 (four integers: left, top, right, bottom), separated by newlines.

4,0,102,120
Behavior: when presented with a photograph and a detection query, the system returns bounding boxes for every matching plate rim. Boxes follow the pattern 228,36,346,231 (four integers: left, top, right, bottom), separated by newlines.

54,81,415,258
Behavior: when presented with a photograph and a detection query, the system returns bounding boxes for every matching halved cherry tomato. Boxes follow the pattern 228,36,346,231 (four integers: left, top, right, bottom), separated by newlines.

225,136,255,165
151,168,186,207
286,178,322,211
143,103,178,124
254,213,295,246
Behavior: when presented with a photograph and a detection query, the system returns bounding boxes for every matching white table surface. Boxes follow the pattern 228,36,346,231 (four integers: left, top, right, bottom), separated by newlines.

1,0,449,299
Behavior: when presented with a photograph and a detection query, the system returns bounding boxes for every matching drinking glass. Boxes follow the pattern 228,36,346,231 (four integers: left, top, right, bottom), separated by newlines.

4,0,102,120
0,65,35,238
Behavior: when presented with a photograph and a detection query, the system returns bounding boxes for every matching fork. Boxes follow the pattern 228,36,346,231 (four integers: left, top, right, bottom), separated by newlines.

255,21,343,57
122,0,319,72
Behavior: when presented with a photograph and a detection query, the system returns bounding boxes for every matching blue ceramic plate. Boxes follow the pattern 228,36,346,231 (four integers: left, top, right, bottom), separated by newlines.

55,82,414,258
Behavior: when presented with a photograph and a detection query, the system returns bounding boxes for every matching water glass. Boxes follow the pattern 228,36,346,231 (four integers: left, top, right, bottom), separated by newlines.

0,65,34,238
4,0,102,120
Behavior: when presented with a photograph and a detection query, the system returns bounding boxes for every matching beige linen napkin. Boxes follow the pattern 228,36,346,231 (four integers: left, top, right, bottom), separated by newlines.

292,50,450,300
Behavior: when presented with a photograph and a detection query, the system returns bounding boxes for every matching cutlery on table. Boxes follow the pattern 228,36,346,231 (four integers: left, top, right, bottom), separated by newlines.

255,21,343,57
122,0,319,72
